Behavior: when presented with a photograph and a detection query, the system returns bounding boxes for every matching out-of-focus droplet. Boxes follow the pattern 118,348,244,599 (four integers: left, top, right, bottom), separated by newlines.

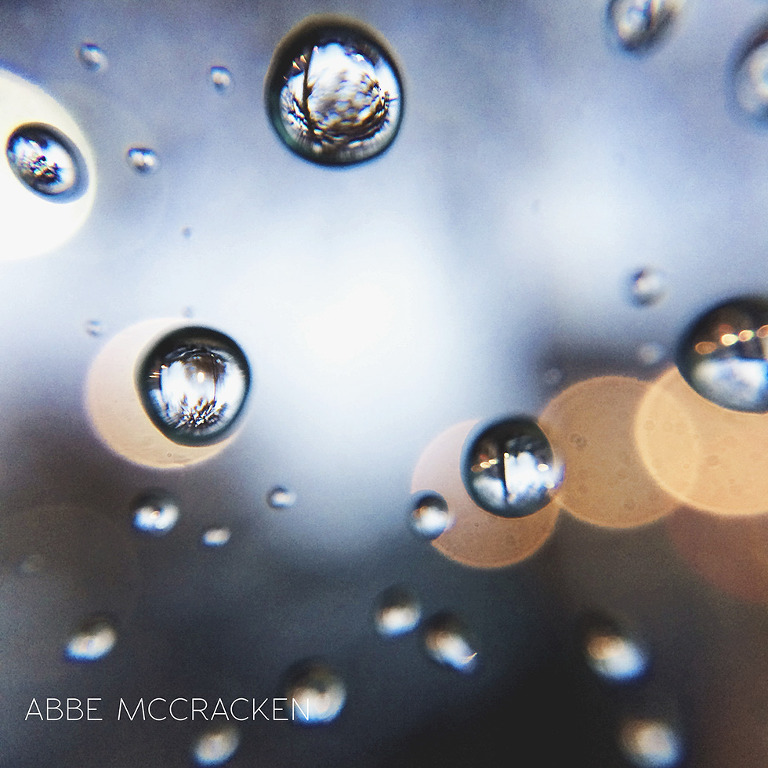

735,30,768,123
462,418,563,518
629,268,666,307
19,554,46,574
423,613,478,673
6,124,85,199
583,619,648,682
286,663,346,725
374,587,421,637
543,367,564,387
77,42,107,71
201,527,231,547
638,342,666,366
65,617,117,662
137,326,250,446
268,486,297,509
607,0,679,52
85,319,103,337
410,492,453,539
620,718,684,768
182,226,192,239
676,298,768,412
266,19,403,165
132,491,179,535
126,146,159,174
210,66,233,93
192,725,240,766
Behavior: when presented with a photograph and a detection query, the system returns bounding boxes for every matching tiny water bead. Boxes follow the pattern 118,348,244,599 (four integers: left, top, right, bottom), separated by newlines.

583,618,648,683
77,42,107,71
266,19,403,165
138,326,250,446
676,298,768,412
65,617,117,662
210,66,233,93
607,0,679,52
410,492,453,539
620,718,684,768
85,319,103,337
638,342,666,367
374,587,421,637
462,418,563,518
6,123,85,199
268,486,297,509
629,268,666,307
192,725,240,766
126,146,159,174
132,491,179,535
423,613,478,673
285,663,346,725
201,527,231,547
734,30,768,123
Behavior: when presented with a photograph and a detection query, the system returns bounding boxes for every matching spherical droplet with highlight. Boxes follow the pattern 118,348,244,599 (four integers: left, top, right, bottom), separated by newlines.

65,617,117,662
7,124,85,199
410,492,453,539
607,0,679,52
201,527,231,547
132,491,179,535
210,66,233,93
374,587,421,637
620,718,683,768
78,43,107,71
266,18,403,165
734,29,768,124
629,268,666,307
137,326,250,446
192,725,240,766
126,147,159,174
676,298,768,412
286,662,346,725
268,486,296,509
423,612,478,673
582,617,648,683
462,417,563,518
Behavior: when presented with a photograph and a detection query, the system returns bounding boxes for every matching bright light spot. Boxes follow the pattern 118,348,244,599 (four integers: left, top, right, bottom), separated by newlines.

721,333,738,346
739,329,755,342
695,341,717,355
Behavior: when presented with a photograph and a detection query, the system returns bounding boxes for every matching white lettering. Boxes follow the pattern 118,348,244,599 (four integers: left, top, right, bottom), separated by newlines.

25,699,43,720
117,698,145,721
272,698,288,721
253,698,269,720
191,698,209,720
169,698,188,721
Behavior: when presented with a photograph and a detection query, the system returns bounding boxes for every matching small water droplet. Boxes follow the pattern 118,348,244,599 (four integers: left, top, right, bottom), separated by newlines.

410,492,452,539
638,342,666,366
201,526,231,547
192,725,240,766
85,319,103,337
6,124,85,199
583,619,648,683
462,418,563,517
629,268,666,307
126,147,159,174
132,491,179,535
543,367,564,387
210,66,234,93
182,306,195,318
182,226,193,239
268,486,297,509
423,612,478,673
77,42,107,71
286,663,346,725
620,718,683,768
676,298,768,412
374,587,421,637
65,617,117,661
138,326,251,446
734,30,768,124
266,20,403,165
607,0,679,52
19,553,46,574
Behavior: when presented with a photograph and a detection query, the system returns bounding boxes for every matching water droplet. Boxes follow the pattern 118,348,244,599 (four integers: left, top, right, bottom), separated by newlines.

410,492,452,539
210,66,233,93
65,617,117,661
138,326,251,446
85,319,103,337
607,0,679,52
676,298,768,412
423,612,478,673
268,486,297,509
6,124,85,199
462,418,563,517
734,30,768,124
19,553,46,574
77,42,107,71
583,619,648,682
266,19,403,165
638,342,666,366
192,725,240,766
543,367,564,387
182,226,193,239
132,491,179,535
374,587,421,637
629,268,666,307
126,147,159,174
201,526,231,547
620,718,683,768
286,662,346,725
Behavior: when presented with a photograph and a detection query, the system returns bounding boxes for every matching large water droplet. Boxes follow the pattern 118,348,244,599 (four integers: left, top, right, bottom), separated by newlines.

192,725,240,766
132,491,179,535
268,486,297,509
126,146,159,174
620,718,683,768
201,526,231,547
676,298,768,412
65,617,117,661
410,492,453,539
607,0,679,52
286,663,346,725
266,19,403,165
374,587,421,637
210,66,234,93
734,30,768,123
6,124,85,199
423,612,478,673
138,326,251,446
462,418,563,517
583,618,648,683
629,268,666,307
78,42,107,71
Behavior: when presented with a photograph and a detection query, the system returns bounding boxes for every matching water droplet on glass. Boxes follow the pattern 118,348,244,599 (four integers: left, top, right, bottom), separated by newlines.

132,491,179,535
676,298,768,412
201,526,231,547
620,718,683,768
423,612,478,673
607,0,679,52
126,146,159,174
266,20,403,165
85,319,103,337
734,30,768,124
629,268,666,307
138,326,251,446
638,342,666,366
410,492,452,539
286,662,346,725
462,418,564,517
19,553,46,574
210,66,234,93
374,587,421,637
192,725,240,766
77,42,107,71
543,367,564,387
65,617,117,662
182,226,193,239
583,619,648,683
268,486,297,509
6,124,85,199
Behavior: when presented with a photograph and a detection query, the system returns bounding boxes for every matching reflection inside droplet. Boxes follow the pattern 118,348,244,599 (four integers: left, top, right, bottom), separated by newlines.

126,146,159,174
286,663,346,725
374,587,421,637
65,617,117,661
192,725,240,766
410,492,453,539
423,613,478,673
132,491,179,535
735,30,768,123
268,486,297,509
78,42,107,71
210,66,233,93
620,718,683,768
608,0,679,52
